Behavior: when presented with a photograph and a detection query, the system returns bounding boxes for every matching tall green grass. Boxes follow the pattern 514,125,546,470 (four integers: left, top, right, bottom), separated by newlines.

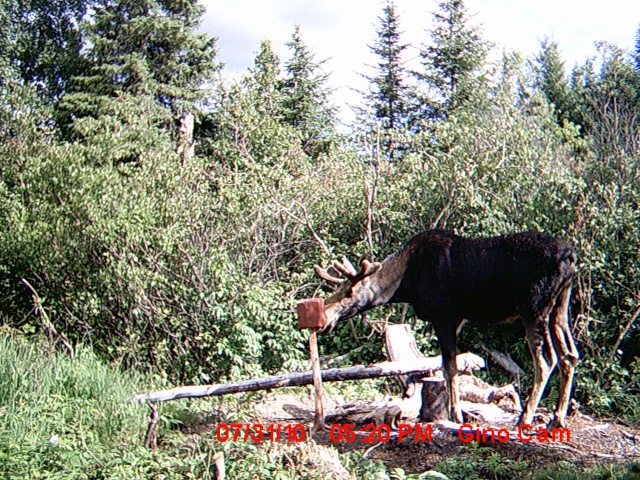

0,332,345,479
0,333,210,479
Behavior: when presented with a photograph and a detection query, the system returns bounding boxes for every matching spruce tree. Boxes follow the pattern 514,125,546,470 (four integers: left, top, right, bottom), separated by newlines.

357,1,411,161
280,25,337,153
535,38,576,126
363,1,410,132
246,39,283,118
60,0,220,163
0,0,88,100
414,0,487,121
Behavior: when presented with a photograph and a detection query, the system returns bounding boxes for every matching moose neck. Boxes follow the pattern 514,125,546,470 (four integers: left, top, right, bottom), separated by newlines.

366,249,411,308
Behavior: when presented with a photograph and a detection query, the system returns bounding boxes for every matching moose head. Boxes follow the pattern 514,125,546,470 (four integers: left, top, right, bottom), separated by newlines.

313,256,382,333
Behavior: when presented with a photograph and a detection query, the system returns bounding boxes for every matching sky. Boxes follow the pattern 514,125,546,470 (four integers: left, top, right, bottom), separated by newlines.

199,0,640,124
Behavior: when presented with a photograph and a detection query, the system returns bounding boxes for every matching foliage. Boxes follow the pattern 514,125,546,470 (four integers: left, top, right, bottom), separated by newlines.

59,0,220,156
413,0,488,122
0,133,313,381
246,39,284,119
533,461,640,480
366,53,578,248
571,42,640,151
0,0,88,100
0,332,202,479
435,444,528,480
562,43,640,415
0,332,342,479
365,0,411,130
280,25,338,156
534,38,578,126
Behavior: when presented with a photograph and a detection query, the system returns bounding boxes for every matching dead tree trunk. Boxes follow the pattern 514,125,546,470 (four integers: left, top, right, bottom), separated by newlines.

177,112,195,161
385,324,426,397
385,324,453,422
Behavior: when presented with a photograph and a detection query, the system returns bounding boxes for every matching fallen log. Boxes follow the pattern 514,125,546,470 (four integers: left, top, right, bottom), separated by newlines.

130,352,484,403
479,344,525,378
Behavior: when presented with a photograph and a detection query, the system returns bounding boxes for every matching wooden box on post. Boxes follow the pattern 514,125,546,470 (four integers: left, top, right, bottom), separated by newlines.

296,298,327,330
296,298,327,433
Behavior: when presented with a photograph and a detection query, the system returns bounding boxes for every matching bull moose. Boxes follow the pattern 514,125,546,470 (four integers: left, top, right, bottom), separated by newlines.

314,230,579,429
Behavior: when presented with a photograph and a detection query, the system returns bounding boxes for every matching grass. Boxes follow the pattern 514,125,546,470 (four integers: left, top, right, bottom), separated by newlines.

0,332,351,479
0,332,211,479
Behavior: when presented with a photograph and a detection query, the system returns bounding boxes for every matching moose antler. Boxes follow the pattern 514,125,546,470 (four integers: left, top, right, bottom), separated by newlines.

333,256,357,278
314,256,382,284
357,258,382,280
313,264,343,284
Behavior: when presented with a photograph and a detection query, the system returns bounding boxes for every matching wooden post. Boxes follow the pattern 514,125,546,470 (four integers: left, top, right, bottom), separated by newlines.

144,404,159,449
297,298,328,433
309,328,325,431
213,452,225,480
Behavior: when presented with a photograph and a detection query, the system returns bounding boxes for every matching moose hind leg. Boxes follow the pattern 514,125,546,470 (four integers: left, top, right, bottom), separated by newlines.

445,360,462,424
518,319,557,427
434,320,462,423
549,285,579,429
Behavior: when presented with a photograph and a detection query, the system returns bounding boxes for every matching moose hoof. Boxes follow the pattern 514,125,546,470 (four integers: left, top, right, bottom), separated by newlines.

547,417,566,430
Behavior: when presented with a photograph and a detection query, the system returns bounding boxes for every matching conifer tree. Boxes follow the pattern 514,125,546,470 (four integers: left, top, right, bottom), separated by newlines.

280,25,337,152
60,0,219,163
535,38,576,125
357,1,411,161
414,0,487,121
0,0,87,100
246,40,283,118
363,1,410,133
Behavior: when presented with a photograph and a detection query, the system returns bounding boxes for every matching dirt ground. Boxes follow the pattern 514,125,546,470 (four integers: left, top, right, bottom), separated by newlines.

251,391,640,474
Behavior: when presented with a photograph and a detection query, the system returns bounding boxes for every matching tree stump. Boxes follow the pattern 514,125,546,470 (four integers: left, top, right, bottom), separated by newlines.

419,378,448,422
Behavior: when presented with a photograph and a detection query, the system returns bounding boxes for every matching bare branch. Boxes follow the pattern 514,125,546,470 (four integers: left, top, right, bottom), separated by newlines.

274,200,332,258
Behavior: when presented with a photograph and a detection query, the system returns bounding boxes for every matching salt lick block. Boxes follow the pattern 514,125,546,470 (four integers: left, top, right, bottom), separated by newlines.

296,298,327,329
